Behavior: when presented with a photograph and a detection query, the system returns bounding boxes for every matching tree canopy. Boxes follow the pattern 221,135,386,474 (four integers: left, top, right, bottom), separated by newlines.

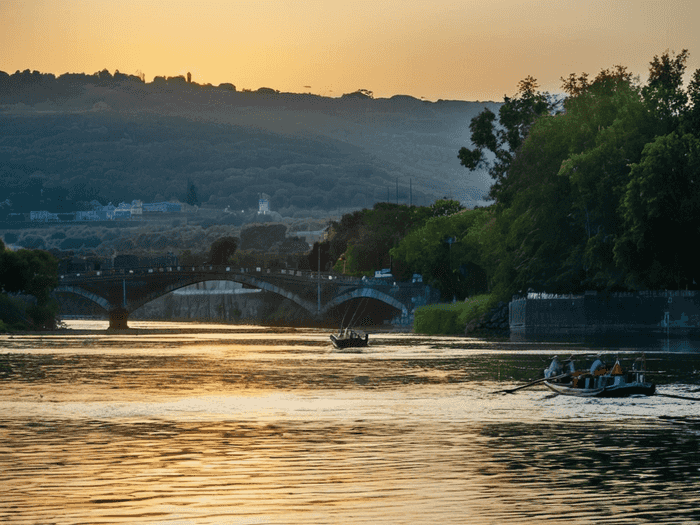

208,236,239,265
458,49,700,298
0,242,59,330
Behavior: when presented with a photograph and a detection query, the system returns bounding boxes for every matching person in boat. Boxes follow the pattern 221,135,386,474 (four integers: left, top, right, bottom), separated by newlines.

544,356,563,379
590,354,606,376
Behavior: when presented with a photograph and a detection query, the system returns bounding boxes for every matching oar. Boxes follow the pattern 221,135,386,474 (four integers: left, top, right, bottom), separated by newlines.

655,393,700,401
491,372,571,395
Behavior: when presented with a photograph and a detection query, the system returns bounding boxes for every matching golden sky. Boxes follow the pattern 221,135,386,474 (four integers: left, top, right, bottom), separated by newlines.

2,0,698,101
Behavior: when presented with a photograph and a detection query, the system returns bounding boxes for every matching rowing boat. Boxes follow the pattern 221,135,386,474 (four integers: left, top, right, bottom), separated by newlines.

330,329,369,350
542,355,655,398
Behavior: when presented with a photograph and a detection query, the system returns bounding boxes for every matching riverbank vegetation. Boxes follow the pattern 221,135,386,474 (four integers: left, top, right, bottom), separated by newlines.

0,240,59,331
413,295,492,335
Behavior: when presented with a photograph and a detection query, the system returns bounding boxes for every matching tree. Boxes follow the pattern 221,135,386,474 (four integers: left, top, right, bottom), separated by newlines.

185,180,198,206
460,51,700,298
642,49,689,133
341,89,373,99
556,68,656,289
208,237,239,265
458,76,556,205
615,132,700,289
390,209,490,299
428,199,465,217
0,243,59,330
684,68,700,134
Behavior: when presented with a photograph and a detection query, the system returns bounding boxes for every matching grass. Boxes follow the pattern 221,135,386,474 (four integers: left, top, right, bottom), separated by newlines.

414,294,495,335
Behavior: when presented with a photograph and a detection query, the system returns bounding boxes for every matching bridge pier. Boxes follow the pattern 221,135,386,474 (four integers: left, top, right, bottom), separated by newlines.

109,307,130,330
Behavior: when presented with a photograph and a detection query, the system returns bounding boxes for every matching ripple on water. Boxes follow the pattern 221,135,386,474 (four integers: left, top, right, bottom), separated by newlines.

1,323,699,524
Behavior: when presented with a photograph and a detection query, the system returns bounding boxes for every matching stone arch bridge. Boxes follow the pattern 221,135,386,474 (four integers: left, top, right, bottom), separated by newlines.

55,265,440,329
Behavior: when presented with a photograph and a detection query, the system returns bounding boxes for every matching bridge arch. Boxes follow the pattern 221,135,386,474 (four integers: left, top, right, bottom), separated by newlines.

130,275,318,315
54,285,113,312
322,287,408,317
54,267,430,329
56,274,320,318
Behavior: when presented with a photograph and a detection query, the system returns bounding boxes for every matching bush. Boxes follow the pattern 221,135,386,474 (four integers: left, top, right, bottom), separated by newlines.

0,294,29,332
414,294,494,335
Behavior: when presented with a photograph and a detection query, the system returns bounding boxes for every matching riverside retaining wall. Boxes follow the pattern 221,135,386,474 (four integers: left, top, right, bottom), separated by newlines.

509,290,700,336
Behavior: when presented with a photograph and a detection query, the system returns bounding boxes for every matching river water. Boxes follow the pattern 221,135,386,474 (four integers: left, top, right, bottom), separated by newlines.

2,321,699,524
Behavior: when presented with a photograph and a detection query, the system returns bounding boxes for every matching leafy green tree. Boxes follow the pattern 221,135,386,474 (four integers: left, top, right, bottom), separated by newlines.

427,199,465,217
557,67,658,289
642,49,690,133
459,57,689,299
458,76,555,205
208,237,239,265
0,243,59,330
682,68,700,134
390,209,489,299
615,131,700,289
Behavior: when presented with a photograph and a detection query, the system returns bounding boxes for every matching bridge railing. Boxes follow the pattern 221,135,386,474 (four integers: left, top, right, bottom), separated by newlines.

57,266,429,290
59,265,366,284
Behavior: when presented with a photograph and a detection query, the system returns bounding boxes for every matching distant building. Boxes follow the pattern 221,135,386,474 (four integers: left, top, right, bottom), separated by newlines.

27,199,177,223
143,202,182,213
76,210,101,221
130,199,143,216
258,193,271,215
30,210,60,222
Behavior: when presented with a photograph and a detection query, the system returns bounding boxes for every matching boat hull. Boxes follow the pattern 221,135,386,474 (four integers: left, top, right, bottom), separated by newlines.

544,381,656,398
330,333,369,349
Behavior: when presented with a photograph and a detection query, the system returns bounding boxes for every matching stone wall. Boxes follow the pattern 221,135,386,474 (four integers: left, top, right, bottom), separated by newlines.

509,290,700,335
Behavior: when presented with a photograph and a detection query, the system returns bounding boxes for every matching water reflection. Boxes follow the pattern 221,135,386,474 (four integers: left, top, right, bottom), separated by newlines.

1,321,699,524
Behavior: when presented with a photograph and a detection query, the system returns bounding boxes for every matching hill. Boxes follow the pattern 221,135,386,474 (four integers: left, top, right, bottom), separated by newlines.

0,70,499,217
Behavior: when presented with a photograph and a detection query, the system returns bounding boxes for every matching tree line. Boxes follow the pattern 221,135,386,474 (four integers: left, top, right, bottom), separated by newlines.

317,50,700,307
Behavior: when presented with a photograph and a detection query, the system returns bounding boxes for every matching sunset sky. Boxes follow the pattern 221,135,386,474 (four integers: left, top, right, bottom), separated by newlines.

2,0,699,101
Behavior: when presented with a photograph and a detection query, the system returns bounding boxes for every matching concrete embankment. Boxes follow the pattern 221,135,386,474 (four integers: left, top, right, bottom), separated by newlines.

509,290,700,338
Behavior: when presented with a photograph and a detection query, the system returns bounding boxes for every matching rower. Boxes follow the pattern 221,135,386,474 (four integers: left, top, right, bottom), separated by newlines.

544,356,563,379
590,354,606,375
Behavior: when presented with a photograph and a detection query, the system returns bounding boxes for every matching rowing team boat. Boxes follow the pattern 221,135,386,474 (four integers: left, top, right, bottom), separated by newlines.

543,354,655,398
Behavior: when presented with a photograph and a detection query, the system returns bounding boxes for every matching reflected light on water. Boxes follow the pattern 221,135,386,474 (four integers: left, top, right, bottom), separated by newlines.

1,321,699,524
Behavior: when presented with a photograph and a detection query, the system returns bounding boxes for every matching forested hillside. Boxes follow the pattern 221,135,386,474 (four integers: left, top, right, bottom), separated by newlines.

0,70,496,217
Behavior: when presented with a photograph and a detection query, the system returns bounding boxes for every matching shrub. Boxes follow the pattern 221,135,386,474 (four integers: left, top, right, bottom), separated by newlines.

414,294,493,335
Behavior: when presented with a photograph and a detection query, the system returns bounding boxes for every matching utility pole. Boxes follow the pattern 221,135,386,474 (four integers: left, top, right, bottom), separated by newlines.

317,243,321,315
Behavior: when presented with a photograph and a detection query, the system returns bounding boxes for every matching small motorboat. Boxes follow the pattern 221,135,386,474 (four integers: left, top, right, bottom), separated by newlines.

330,328,369,350
543,354,655,398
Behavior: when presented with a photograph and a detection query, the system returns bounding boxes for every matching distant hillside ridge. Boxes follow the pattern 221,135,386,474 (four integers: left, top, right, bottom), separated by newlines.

0,69,500,216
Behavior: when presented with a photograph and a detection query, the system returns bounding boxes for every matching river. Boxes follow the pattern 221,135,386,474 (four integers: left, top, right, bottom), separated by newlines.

2,321,699,524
